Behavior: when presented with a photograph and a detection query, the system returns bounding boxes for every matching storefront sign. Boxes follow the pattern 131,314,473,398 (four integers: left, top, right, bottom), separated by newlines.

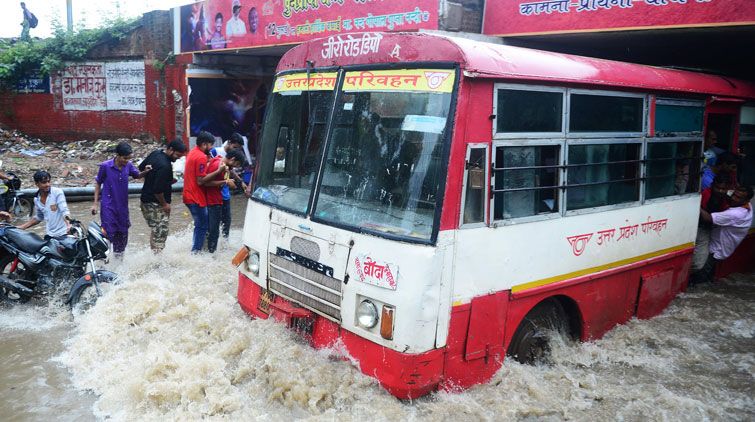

58,61,146,112
484,0,755,36
177,0,438,53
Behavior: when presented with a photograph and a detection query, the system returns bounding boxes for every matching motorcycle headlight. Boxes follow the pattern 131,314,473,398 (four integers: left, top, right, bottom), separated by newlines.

357,300,379,329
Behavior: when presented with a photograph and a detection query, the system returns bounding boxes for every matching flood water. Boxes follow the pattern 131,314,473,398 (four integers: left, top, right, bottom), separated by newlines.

1,195,753,420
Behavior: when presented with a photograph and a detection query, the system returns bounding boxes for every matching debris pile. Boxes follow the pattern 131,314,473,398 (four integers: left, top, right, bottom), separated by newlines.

0,128,163,187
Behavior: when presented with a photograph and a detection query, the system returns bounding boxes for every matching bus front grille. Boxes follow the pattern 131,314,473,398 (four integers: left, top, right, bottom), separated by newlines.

268,253,342,321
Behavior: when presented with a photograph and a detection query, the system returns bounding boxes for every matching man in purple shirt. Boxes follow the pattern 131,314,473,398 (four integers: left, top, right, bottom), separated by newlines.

91,142,151,258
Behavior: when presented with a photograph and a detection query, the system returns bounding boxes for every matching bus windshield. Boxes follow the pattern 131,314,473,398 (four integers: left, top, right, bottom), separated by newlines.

253,73,337,214
255,69,455,241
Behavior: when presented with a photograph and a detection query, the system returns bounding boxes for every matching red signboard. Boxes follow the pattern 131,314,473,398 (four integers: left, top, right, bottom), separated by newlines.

483,0,755,36
178,0,439,53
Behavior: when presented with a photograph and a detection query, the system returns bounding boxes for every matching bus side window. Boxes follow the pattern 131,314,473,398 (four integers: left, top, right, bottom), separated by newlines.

493,145,560,219
462,147,487,225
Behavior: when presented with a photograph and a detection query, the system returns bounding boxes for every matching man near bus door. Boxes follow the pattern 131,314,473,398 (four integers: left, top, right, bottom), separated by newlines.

210,133,247,240
692,185,754,284
18,170,71,238
702,130,725,170
91,142,152,259
203,149,246,253
692,174,731,272
701,152,738,190
184,131,226,253
139,139,187,253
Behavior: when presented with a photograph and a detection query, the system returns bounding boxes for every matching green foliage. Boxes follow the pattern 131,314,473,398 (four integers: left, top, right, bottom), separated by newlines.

0,17,140,88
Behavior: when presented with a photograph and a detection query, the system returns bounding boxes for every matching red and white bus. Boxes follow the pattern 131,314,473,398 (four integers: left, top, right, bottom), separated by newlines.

234,32,755,399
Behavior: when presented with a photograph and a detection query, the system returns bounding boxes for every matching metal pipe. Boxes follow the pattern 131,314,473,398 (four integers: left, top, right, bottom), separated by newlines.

19,183,184,198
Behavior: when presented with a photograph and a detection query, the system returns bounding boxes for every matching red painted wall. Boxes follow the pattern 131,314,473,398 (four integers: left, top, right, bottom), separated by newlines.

0,60,187,142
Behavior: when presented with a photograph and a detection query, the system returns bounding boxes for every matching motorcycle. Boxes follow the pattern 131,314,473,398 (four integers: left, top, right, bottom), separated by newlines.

0,219,115,309
0,169,33,220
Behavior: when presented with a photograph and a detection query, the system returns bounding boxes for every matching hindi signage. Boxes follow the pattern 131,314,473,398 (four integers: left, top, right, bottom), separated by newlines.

58,61,146,112
105,61,146,112
59,62,107,111
177,0,438,53
15,71,50,94
484,0,755,36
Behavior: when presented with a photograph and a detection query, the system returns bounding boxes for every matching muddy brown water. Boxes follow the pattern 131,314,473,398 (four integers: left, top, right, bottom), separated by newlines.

0,195,753,420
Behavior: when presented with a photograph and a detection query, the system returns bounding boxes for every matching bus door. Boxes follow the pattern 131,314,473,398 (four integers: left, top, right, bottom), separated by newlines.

706,98,744,153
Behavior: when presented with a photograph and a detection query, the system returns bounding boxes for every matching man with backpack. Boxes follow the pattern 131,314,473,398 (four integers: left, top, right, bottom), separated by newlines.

20,2,38,41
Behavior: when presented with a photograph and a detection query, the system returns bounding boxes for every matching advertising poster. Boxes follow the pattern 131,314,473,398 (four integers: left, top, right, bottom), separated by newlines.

483,0,755,37
178,0,439,53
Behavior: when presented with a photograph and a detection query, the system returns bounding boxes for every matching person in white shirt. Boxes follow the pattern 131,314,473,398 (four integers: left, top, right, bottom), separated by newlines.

692,185,754,285
225,0,247,38
18,170,71,238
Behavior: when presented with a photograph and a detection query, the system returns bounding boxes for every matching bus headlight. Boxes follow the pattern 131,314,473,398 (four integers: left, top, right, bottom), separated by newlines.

357,300,379,328
248,252,260,276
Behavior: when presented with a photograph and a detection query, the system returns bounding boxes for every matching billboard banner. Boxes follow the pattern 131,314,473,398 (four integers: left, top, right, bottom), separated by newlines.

178,0,438,53
57,61,146,112
483,0,755,37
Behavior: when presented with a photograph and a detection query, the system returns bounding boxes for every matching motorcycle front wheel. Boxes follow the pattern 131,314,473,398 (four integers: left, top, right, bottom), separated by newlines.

69,282,111,312
0,255,35,303
13,197,33,220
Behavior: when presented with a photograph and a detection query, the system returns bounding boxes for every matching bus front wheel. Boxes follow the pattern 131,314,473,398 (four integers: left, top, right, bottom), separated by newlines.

506,298,572,365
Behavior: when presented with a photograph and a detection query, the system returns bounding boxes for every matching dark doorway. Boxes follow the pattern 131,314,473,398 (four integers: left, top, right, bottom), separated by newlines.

706,113,735,152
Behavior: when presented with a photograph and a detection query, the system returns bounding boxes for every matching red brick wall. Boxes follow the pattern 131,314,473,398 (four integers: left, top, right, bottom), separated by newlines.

0,60,189,142
0,91,149,141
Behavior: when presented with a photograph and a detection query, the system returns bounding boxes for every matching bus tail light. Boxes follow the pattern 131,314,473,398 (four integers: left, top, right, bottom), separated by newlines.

380,305,395,340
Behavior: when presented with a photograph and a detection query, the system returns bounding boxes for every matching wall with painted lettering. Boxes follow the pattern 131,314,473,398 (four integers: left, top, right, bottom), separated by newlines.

0,61,186,141
0,9,179,142
57,61,147,112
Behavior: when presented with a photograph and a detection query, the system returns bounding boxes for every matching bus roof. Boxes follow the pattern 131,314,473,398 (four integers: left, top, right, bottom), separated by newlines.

278,32,755,99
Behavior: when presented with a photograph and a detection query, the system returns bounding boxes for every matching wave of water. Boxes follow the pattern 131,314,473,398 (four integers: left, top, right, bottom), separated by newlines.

55,230,754,420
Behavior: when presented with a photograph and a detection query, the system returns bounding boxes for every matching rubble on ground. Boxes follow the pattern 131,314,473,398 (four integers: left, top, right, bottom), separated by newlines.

0,128,163,188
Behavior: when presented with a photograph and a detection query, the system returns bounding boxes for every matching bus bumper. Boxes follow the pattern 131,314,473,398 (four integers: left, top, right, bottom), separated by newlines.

237,272,444,399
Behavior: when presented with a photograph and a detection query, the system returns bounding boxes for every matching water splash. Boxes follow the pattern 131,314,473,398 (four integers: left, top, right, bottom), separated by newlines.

46,229,755,420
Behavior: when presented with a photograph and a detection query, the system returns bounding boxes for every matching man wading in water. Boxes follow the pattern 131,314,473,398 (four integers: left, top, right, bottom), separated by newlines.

91,142,152,259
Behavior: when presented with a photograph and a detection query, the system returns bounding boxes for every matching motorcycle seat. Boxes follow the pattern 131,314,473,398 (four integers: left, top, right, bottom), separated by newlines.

5,228,47,253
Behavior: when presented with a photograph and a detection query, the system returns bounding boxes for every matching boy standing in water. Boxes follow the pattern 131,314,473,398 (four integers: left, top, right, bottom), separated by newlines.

204,149,245,253
210,133,246,240
18,170,71,238
91,142,152,259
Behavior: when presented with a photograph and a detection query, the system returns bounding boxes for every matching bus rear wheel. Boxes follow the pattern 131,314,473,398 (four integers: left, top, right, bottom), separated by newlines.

507,298,573,365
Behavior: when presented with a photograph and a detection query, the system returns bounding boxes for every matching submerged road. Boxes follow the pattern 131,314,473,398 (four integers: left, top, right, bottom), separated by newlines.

0,195,753,420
